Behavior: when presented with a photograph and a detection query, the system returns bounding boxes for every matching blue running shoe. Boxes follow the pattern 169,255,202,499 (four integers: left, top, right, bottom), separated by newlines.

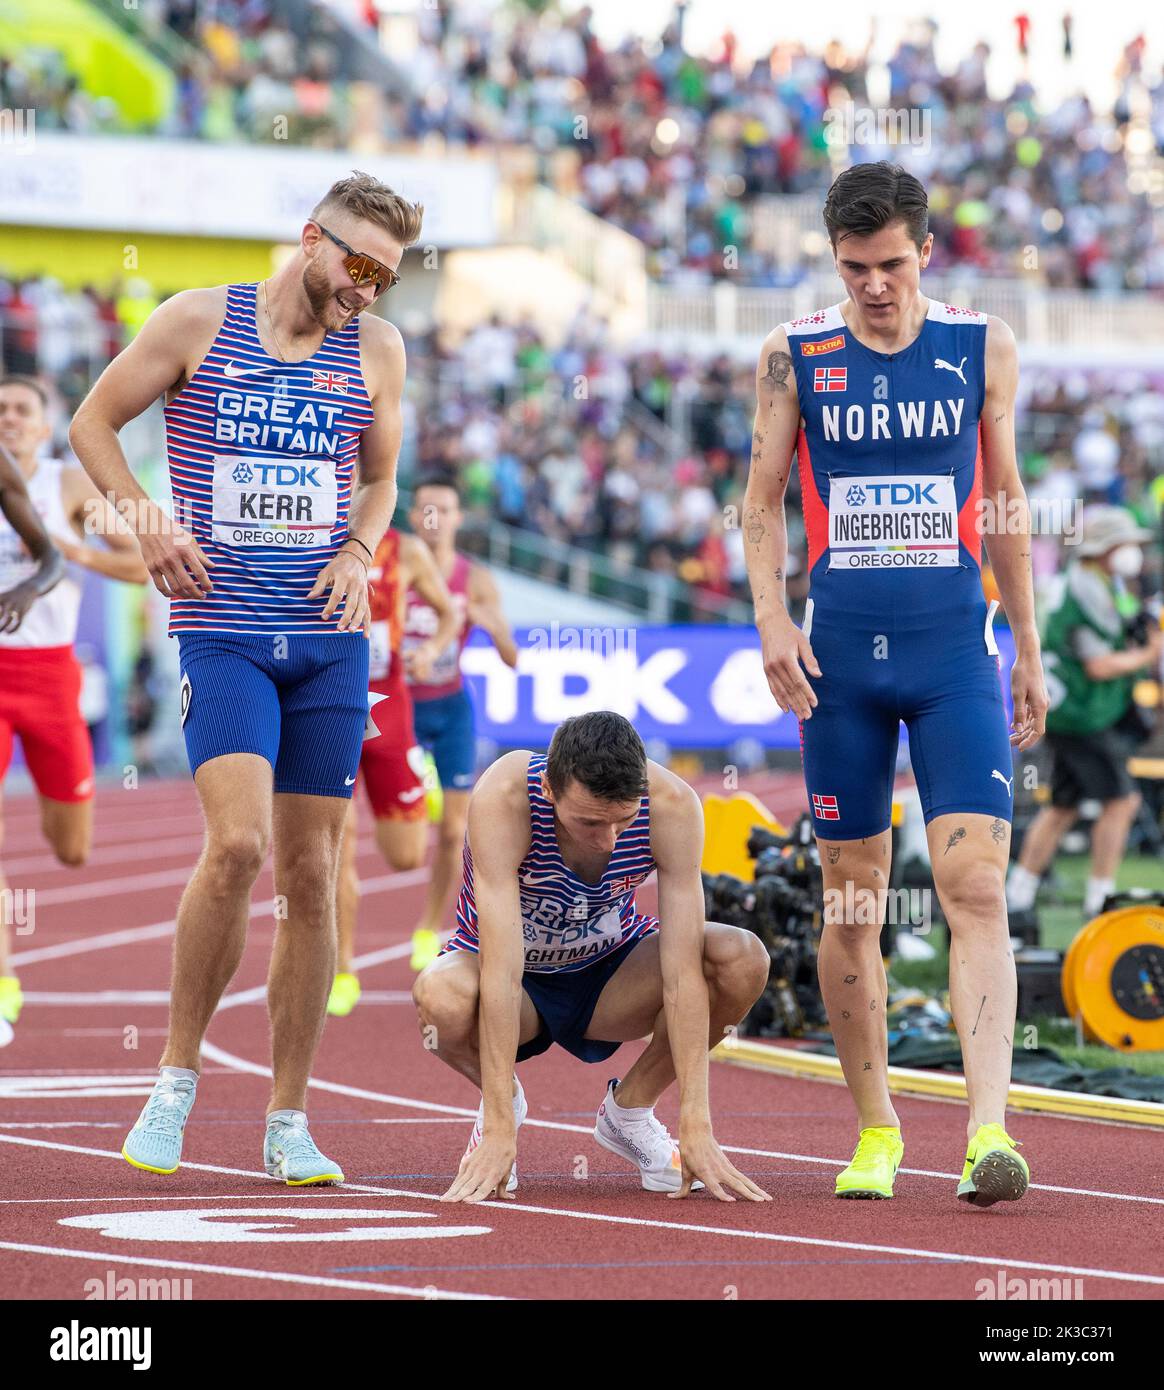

122,1071,197,1174
264,1111,344,1186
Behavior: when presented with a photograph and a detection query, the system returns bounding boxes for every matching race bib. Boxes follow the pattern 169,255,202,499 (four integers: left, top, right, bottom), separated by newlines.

211,454,337,549
828,474,959,571
368,619,392,681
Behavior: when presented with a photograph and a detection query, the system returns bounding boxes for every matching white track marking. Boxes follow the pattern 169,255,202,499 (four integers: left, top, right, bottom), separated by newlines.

11,870,428,969
0,1193,468,1203
3,826,419,878
12,921,180,968
0,1241,501,1300
1,1133,1160,1289
214,939,419,1012
198,1040,1164,1209
23,988,414,1008
24,992,173,1005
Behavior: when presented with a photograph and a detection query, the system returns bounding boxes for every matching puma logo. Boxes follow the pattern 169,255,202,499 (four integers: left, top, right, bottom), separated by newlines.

934,355,968,385
991,769,1014,795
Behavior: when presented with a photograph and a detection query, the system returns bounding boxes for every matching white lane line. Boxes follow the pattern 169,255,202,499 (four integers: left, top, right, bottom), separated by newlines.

0,1123,125,1129
24,989,415,1008
12,921,180,968
198,1040,1164,1210
0,1133,1160,1289
8,852,430,910
24,992,173,1005
11,868,429,968
0,1241,502,1301
0,1194,447,1203
214,938,419,1013
3,826,422,878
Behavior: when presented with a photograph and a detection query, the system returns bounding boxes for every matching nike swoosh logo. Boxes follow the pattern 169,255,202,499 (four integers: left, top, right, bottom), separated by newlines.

222,361,275,379
399,788,424,803
344,775,357,786
522,874,561,887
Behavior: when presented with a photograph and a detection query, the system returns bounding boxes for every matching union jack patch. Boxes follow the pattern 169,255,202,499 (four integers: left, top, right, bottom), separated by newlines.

313,370,349,394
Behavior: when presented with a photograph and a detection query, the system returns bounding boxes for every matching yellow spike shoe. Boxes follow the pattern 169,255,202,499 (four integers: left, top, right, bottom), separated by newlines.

835,1126,904,1199
326,973,361,1017
410,928,442,972
957,1123,1029,1207
0,976,23,1024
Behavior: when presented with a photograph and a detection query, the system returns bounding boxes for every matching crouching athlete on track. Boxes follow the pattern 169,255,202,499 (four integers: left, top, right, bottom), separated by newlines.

414,711,773,1204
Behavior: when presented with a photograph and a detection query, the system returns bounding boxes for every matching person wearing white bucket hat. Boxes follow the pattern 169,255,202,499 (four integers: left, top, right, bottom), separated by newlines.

1007,506,1160,921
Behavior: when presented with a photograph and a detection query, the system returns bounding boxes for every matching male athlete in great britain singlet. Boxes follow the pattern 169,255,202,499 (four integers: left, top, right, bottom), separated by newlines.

70,172,422,1186
413,711,772,1205
744,161,1048,1207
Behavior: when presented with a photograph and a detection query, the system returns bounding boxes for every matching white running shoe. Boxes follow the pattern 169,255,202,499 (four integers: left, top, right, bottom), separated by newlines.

593,1078,702,1192
463,1078,528,1193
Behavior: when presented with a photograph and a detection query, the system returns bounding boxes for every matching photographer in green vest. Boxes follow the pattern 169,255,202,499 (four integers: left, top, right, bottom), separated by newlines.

1007,507,1161,921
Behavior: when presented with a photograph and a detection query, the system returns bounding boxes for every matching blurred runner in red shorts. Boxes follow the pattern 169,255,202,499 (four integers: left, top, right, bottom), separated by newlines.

329,525,458,1016
0,376,147,1045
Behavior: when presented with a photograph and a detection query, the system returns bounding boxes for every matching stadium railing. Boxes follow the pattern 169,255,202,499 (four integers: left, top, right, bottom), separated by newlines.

648,277,1164,348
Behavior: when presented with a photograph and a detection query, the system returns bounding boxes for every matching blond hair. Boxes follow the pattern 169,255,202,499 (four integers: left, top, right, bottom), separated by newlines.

312,171,424,248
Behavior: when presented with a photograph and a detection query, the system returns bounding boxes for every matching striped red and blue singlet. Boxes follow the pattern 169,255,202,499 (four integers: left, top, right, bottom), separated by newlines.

164,282,375,635
451,754,658,974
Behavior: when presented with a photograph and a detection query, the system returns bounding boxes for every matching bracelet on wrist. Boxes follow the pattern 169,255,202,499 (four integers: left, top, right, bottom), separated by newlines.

345,535,374,562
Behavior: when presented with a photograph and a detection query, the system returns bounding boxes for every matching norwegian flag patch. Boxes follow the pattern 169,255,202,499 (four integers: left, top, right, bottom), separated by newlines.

813,367,847,392
812,793,841,821
312,370,349,394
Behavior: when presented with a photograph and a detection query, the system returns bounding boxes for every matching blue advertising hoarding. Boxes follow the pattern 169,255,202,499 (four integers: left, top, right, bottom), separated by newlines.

462,624,1018,749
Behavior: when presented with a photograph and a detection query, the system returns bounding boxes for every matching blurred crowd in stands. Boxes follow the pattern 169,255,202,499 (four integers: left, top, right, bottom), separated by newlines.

6,273,1160,618
4,3,1163,290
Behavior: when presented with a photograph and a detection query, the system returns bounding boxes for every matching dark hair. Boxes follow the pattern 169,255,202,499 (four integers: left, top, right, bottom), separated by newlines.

413,471,460,501
0,374,49,409
546,712,648,803
823,162,929,250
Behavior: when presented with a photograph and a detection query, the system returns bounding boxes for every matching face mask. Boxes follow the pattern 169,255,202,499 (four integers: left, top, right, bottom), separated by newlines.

1108,544,1143,578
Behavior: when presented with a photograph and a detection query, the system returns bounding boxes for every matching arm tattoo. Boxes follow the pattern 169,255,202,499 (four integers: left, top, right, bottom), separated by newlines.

774,567,784,582
743,507,766,545
761,351,792,392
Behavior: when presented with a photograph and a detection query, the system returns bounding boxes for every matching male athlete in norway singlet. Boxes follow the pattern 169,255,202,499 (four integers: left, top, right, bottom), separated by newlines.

328,525,458,1016
745,162,1048,1206
70,173,423,1184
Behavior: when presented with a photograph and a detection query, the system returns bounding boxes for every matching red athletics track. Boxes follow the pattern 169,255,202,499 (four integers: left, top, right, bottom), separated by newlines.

1,776,1162,1302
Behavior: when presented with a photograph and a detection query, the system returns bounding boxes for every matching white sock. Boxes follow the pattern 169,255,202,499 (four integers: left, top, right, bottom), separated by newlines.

159,1065,197,1085
1084,877,1115,917
606,1081,649,1118
267,1108,306,1127
1006,864,1039,912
